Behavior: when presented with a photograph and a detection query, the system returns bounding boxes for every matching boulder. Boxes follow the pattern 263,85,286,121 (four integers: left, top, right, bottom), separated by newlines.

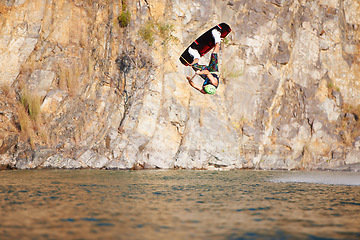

41,89,67,114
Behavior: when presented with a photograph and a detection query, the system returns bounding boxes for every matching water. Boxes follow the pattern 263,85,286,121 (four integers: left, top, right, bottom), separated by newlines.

0,170,359,240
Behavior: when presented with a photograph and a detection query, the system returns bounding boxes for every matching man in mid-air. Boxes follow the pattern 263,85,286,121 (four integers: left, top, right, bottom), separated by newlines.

186,29,222,95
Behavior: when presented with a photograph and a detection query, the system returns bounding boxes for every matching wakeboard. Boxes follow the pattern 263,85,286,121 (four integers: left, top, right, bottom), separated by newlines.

179,23,231,66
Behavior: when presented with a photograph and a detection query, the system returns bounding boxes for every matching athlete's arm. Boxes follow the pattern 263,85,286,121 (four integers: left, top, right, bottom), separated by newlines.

196,70,218,86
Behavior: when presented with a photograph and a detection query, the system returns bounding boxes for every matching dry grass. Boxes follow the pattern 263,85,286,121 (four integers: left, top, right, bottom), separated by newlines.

17,103,34,143
0,82,13,98
17,87,49,147
86,51,96,78
57,62,83,97
20,89,41,120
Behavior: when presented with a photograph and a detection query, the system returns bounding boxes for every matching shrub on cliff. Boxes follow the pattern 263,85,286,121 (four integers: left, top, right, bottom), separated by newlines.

118,0,131,28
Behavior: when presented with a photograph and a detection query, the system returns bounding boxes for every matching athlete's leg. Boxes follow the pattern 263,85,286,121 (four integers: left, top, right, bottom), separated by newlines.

209,29,221,71
208,43,220,72
212,42,220,54
192,62,209,74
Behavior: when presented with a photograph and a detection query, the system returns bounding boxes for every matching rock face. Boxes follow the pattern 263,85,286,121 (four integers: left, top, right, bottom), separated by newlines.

0,0,359,170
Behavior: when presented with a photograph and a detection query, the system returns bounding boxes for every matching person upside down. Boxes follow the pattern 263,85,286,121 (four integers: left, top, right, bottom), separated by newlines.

186,29,222,95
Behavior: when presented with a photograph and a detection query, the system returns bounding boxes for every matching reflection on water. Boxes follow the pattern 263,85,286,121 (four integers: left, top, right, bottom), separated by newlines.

271,171,360,186
0,170,359,240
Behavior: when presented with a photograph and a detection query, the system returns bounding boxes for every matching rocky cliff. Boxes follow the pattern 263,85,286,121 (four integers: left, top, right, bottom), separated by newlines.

0,0,359,170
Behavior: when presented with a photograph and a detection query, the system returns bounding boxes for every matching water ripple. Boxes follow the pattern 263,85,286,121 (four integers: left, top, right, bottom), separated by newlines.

0,170,358,240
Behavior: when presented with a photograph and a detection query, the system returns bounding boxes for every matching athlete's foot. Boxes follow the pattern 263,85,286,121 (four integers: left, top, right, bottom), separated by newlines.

212,29,222,44
188,47,200,60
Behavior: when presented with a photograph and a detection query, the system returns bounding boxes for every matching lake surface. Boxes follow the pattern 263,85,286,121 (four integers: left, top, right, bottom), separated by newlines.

0,170,359,240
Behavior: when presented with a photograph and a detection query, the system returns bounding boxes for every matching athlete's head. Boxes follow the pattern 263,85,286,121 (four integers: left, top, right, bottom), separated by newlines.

203,84,216,95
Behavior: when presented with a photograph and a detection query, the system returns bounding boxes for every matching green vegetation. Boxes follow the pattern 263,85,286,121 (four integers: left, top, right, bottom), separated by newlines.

20,89,41,121
138,21,155,46
222,38,230,45
138,19,178,46
222,62,244,83
118,11,131,28
118,0,131,28
327,81,340,92
157,21,177,44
